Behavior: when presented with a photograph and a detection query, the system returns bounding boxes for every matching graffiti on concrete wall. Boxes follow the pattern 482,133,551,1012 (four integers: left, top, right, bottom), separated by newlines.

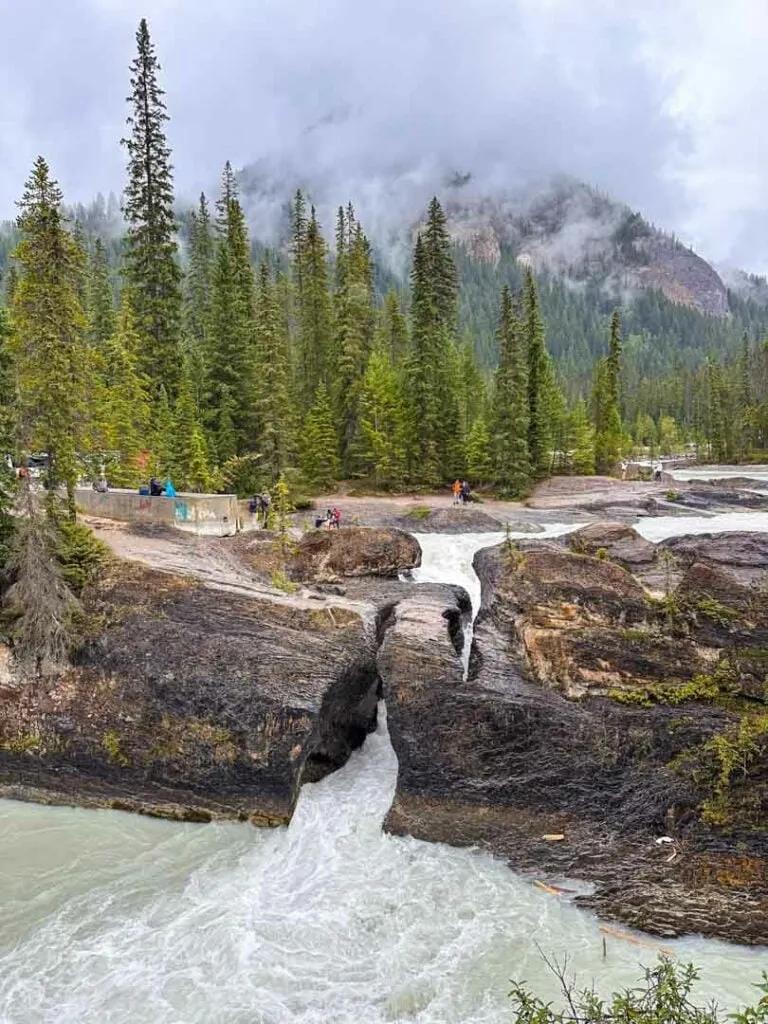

174,500,190,522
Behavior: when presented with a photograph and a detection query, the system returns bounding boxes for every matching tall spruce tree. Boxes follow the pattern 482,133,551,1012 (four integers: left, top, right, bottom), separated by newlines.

299,383,340,490
403,196,461,484
254,261,293,481
185,193,214,349
296,208,332,406
523,269,552,478
404,233,440,484
103,299,150,486
184,192,214,407
85,237,115,350
11,158,91,514
333,207,374,474
170,373,211,491
375,288,408,363
121,18,182,397
358,347,407,489
492,285,530,495
568,398,595,475
465,413,492,483
594,311,623,473
207,163,256,452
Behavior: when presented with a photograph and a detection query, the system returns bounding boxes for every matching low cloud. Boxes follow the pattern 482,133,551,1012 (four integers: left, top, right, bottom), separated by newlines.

0,0,765,271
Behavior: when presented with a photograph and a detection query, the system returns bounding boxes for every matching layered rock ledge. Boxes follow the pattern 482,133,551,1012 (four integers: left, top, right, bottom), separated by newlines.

1,522,766,945
381,527,768,945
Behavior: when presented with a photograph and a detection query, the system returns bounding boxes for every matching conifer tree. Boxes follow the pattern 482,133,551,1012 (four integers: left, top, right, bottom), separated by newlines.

523,269,552,478
423,196,457,332
465,414,492,483
299,383,340,490
170,374,210,491
208,163,256,450
333,208,374,474
103,300,150,486
706,359,729,463
404,233,440,484
296,208,332,406
214,384,238,465
358,348,407,489
184,192,214,407
0,308,16,539
10,157,91,515
290,190,308,304
568,399,595,475
492,285,530,495
85,237,115,350
3,263,18,308
376,289,408,363
185,193,214,349
593,311,623,473
151,384,173,475
254,261,293,481
121,18,182,397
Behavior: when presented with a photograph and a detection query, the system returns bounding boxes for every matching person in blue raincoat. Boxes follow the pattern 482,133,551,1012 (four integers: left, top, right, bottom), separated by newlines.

164,479,177,497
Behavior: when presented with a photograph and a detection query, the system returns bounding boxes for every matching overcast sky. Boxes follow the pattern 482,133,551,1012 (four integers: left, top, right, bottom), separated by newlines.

1,0,767,271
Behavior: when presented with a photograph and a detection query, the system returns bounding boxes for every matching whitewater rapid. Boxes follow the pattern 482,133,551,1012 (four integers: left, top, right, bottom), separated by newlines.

1,513,768,1023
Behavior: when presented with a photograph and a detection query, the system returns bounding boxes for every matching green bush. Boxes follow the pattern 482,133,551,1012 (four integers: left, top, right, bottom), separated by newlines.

56,520,109,593
405,505,432,520
509,956,768,1024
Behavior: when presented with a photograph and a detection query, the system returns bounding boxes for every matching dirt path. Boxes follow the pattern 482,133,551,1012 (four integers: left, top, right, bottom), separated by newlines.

306,477,661,527
83,517,372,617
82,476,672,613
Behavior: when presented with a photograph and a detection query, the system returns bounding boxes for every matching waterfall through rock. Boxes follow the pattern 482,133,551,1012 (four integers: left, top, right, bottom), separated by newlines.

1,515,767,1022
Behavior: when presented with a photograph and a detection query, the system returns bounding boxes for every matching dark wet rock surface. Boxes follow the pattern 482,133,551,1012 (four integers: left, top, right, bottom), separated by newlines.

382,523,768,944
0,563,380,825
394,507,505,533
2,521,767,945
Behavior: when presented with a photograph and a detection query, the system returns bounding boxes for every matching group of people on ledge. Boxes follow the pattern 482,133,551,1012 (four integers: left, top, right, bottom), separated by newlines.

451,479,472,505
247,493,272,528
140,477,177,497
315,507,342,530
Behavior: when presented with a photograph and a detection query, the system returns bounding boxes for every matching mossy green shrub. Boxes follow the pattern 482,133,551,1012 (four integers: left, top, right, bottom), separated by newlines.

405,505,432,520
57,520,109,593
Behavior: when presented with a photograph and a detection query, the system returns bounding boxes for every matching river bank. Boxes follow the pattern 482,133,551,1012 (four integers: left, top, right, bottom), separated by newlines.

0,483,767,1021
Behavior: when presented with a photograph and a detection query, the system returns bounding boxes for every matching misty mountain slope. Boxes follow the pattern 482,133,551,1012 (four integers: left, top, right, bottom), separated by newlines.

232,167,768,380
441,177,729,315
2,171,767,391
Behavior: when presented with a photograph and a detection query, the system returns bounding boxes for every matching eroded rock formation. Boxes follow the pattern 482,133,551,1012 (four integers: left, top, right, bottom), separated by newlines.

381,526,768,944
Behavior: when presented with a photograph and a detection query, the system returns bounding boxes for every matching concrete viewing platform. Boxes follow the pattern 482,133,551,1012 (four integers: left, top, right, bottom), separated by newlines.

75,487,240,537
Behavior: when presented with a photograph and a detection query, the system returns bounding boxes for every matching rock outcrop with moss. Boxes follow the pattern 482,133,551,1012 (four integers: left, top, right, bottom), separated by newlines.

381,526,768,944
0,560,381,824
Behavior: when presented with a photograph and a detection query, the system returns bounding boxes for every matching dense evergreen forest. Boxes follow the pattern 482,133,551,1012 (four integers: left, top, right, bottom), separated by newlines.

2,17,768,516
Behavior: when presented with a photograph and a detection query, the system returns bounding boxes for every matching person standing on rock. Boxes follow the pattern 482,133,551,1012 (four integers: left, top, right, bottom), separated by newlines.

260,492,271,528
461,480,471,504
452,479,462,505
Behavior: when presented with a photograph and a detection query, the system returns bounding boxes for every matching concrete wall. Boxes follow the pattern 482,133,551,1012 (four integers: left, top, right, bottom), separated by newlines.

76,488,239,537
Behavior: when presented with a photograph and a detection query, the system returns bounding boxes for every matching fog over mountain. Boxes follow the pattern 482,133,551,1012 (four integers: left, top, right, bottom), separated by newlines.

1,0,768,271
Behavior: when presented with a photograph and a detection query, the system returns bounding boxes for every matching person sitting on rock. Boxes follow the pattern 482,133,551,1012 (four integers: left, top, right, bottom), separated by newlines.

149,477,164,497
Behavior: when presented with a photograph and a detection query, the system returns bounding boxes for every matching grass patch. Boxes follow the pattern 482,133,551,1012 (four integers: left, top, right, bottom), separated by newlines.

270,569,298,594
404,505,432,520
